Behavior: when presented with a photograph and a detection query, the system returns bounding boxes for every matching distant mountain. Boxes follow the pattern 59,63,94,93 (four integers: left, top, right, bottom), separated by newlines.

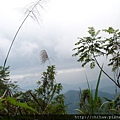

64,90,80,114
96,90,114,101
99,86,120,94
64,90,114,114
62,79,118,94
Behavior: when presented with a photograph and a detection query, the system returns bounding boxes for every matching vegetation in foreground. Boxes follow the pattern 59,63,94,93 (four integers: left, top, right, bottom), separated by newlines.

0,0,120,119
0,27,120,118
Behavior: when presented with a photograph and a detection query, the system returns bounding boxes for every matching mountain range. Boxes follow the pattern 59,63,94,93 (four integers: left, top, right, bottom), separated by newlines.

19,78,120,114
62,79,120,94
64,89,115,114
62,79,120,114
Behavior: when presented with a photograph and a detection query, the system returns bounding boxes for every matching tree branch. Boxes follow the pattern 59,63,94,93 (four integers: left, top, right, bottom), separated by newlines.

93,54,120,88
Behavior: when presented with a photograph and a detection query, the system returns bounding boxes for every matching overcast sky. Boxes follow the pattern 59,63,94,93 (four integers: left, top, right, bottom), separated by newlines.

0,0,120,89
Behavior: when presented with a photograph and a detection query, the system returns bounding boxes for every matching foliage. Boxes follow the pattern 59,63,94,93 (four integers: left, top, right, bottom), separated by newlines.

78,89,102,114
0,65,67,117
34,65,66,114
0,66,19,96
12,65,66,115
77,68,103,114
0,0,67,117
114,94,120,113
100,94,120,114
0,66,10,86
0,96,36,115
1,0,119,115
76,64,120,114
73,27,120,87
0,66,36,117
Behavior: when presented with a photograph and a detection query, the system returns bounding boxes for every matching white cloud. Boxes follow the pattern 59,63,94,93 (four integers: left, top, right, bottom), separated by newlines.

0,34,11,56
2,40,39,63
15,41,39,57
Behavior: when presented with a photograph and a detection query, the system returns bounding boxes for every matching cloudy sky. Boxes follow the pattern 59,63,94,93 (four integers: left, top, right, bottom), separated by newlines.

0,0,120,90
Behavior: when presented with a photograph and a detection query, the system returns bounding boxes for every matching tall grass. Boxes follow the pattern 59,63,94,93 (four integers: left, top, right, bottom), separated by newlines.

93,65,103,112
77,66,103,114
3,0,47,69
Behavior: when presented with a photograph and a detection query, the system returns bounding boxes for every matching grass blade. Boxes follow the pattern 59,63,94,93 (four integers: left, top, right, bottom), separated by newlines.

84,72,90,91
93,64,103,112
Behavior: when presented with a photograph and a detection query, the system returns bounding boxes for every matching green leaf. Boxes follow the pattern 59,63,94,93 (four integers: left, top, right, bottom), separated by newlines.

103,27,115,34
82,62,87,67
17,102,35,112
85,37,92,42
99,101,109,111
88,27,95,37
95,30,100,37
7,97,35,112
90,62,95,69
103,97,112,102
118,32,120,36
75,109,84,114
0,98,6,110
110,109,119,114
